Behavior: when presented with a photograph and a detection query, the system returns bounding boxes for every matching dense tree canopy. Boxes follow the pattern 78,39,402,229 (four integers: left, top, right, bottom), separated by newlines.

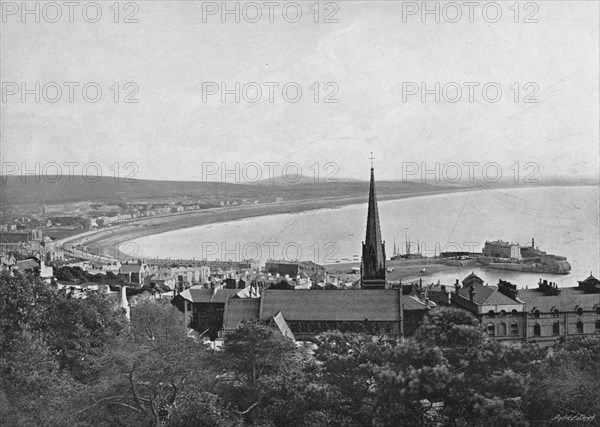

1,272,599,426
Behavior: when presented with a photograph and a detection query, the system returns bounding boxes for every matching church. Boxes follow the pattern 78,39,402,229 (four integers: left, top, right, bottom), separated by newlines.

172,159,430,340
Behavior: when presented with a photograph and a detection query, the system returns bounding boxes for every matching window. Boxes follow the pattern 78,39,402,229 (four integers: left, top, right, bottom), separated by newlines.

533,323,541,337
577,307,584,316
186,302,192,311
511,309,519,316
534,310,541,319
488,310,496,317
552,308,560,317
576,321,584,334
487,323,495,336
596,320,600,331
500,310,507,317
596,307,600,315
510,322,519,336
552,322,560,336
499,322,507,336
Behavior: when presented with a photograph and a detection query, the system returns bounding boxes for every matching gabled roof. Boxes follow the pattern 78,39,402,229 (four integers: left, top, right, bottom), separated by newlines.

15,259,39,271
270,311,295,340
457,283,517,306
518,288,600,312
261,289,427,322
119,264,144,274
178,287,236,303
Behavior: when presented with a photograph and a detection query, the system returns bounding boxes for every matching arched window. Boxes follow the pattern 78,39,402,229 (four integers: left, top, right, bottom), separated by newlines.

510,322,519,336
488,310,496,317
552,308,560,317
596,306,600,315
498,322,507,336
576,321,584,334
577,307,584,316
487,323,495,336
534,310,541,319
552,322,560,336
533,323,541,337
511,309,519,316
500,310,506,317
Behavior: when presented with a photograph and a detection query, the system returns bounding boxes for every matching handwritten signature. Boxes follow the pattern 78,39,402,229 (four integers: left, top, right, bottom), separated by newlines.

551,414,597,423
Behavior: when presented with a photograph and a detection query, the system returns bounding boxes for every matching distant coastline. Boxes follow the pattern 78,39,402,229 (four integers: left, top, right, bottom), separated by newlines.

61,182,599,262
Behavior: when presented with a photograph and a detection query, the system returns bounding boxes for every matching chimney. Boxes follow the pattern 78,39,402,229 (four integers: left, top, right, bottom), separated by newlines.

532,237,535,248
468,285,476,303
121,285,130,321
454,279,461,293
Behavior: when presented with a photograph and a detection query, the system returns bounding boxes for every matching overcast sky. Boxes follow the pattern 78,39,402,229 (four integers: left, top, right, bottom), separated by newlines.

1,1,598,182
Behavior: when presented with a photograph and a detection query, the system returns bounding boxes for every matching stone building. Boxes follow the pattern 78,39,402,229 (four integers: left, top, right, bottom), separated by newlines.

451,273,527,341
514,274,600,346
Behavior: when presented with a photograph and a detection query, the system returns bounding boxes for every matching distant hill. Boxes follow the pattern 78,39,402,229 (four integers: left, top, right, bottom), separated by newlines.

0,175,445,206
255,175,361,186
0,176,272,206
3,174,591,208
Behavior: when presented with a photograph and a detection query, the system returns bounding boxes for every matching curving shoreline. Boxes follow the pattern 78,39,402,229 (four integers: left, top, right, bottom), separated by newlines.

65,184,594,262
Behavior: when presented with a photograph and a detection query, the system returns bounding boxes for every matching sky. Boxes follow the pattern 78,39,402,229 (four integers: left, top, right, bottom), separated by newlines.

1,1,599,183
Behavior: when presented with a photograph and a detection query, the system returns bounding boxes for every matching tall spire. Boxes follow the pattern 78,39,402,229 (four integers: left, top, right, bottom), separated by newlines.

362,155,386,289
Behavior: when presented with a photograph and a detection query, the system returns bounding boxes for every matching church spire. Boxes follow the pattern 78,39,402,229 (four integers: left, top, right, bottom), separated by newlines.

361,154,386,289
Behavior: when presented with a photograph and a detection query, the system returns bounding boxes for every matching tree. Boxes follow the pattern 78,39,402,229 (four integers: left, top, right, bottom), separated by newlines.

75,299,219,426
524,337,600,423
217,318,313,424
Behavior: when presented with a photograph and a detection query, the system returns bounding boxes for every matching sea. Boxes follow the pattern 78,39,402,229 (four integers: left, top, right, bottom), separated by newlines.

129,186,599,288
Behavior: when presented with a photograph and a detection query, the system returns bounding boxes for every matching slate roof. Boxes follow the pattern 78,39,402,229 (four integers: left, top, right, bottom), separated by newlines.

223,298,260,330
260,289,427,322
518,287,600,312
119,264,143,274
15,259,39,271
457,282,517,306
179,287,236,303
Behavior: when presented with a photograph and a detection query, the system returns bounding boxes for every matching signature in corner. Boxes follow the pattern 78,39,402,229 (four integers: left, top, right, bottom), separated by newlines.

550,414,597,424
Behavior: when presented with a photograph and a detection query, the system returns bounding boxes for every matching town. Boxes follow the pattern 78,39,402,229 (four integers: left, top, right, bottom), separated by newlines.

2,165,597,350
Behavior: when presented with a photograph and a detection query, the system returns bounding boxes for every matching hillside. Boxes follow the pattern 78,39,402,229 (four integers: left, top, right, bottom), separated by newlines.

0,175,447,206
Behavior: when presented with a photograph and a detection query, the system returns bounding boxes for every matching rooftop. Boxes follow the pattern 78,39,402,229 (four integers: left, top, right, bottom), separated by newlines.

518,287,600,312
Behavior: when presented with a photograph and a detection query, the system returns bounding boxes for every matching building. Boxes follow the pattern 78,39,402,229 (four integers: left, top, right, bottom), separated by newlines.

118,260,150,284
361,162,386,289
483,240,521,260
172,160,432,340
450,273,527,341
514,274,600,346
450,272,600,346
265,260,325,283
173,287,429,341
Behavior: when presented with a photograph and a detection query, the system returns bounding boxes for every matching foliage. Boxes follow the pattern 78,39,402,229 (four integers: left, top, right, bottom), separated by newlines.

1,272,599,426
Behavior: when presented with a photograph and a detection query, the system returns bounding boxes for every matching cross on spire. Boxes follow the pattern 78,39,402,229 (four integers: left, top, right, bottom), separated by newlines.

369,152,375,169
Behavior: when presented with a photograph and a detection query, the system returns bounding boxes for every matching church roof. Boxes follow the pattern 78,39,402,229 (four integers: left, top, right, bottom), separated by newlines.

223,298,260,330
261,289,427,322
